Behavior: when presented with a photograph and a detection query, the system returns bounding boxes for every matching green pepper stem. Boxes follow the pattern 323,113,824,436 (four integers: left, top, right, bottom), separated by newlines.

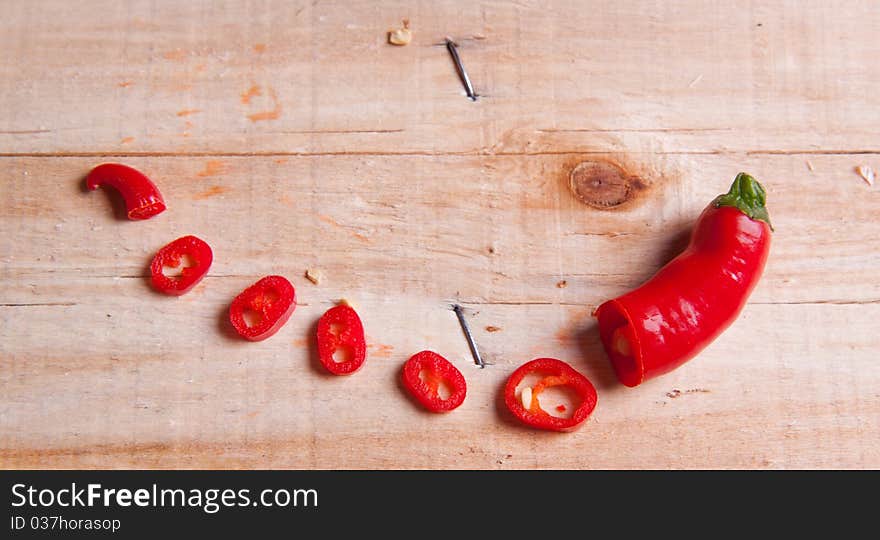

712,172,773,230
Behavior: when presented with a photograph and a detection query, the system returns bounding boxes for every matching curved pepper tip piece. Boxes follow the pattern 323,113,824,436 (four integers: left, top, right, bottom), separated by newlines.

86,163,166,220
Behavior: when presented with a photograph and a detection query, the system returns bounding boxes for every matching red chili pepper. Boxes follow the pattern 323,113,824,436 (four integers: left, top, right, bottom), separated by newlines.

503,358,597,432
594,173,772,387
316,305,367,375
86,163,166,220
229,276,296,341
149,235,213,296
401,351,467,413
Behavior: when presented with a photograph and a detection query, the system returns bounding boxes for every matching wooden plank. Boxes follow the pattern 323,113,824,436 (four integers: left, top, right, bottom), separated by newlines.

1,154,878,305
1,301,877,469
1,0,878,155
1,152,878,468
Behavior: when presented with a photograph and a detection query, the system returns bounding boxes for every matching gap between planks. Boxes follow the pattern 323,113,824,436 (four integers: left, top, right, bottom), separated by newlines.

1,150,880,159
4,299,876,308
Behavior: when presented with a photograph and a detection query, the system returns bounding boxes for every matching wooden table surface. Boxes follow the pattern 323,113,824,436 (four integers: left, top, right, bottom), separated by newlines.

1,0,878,469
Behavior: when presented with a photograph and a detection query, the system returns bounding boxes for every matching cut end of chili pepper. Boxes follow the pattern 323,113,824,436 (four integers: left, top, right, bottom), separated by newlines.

127,198,167,220
229,275,296,341
316,305,367,375
86,163,167,221
595,300,643,387
712,172,772,231
401,351,467,413
503,358,597,432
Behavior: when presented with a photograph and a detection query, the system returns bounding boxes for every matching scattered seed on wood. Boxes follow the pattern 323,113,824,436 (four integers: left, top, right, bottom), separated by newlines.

305,268,323,285
485,325,502,332
556,280,567,288
805,159,814,172
339,298,357,309
856,165,875,186
388,19,412,46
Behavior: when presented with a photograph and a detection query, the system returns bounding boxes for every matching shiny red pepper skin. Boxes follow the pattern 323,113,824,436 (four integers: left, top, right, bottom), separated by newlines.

503,358,597,432
401,351,467,413
229,276,296,341
149,235,213,296
316,305,367,375
86,163,166,220
594,173,772,387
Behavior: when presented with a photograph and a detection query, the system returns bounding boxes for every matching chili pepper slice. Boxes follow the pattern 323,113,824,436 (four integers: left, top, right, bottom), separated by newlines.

503,358,597,432
149,235,213,296
229,275,296,341
316,305,367,375
594,173,772,387
401,351,467,413
86,163,166,220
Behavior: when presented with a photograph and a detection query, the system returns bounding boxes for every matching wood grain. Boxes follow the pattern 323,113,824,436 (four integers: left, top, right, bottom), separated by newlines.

1,0,878,469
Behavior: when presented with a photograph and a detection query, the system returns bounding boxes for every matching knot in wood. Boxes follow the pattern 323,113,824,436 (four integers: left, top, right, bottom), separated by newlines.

569,160,640,209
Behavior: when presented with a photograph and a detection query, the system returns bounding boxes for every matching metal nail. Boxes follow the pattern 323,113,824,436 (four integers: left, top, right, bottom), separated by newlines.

452,304,485,368
445,38,477,101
